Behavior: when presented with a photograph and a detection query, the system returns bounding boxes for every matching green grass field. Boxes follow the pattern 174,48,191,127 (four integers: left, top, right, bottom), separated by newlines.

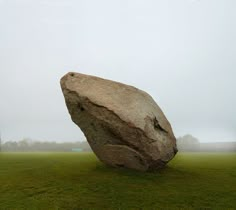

0,152,235,210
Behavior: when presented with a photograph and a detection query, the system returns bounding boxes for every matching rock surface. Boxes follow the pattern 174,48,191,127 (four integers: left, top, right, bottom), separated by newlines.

60,72,177,171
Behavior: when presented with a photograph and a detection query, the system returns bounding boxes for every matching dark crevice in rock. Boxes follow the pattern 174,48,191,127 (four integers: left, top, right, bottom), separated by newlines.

78,103,85,112
153,117,168,133
115,164,124,167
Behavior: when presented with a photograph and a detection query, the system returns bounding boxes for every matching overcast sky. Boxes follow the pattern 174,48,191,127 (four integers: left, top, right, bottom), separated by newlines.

0,0,235,142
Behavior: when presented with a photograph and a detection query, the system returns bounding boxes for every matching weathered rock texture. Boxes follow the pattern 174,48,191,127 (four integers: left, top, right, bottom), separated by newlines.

61,72,177,171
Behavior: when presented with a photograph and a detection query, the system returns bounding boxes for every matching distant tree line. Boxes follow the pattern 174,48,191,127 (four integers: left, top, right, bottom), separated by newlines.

1,135,235,152
177,134,236,152
1,138,92,152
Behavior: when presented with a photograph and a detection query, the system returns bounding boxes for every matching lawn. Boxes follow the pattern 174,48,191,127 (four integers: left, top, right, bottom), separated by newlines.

0,152,235,210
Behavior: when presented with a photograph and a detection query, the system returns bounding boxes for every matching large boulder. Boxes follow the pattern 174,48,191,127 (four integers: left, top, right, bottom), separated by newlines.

61,72,177,171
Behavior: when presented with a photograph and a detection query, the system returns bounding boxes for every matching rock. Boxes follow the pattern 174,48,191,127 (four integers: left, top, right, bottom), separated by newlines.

60,72,177,171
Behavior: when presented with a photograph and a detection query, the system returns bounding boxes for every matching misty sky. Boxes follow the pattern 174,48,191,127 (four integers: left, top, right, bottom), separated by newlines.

0,0,235,142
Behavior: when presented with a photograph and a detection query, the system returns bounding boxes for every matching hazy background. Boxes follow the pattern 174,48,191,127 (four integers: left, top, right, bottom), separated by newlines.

0,0,235,143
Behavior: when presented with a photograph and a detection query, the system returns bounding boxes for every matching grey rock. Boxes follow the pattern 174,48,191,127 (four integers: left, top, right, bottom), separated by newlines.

60,72,177,171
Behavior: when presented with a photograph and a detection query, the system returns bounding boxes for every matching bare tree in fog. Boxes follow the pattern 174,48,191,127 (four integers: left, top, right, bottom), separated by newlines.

177,134,200,152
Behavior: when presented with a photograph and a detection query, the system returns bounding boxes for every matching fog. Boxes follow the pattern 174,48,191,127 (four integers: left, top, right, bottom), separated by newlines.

0,0,235,142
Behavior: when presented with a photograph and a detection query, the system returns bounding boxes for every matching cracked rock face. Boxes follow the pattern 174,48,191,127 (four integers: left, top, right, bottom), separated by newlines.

60,72,177,171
